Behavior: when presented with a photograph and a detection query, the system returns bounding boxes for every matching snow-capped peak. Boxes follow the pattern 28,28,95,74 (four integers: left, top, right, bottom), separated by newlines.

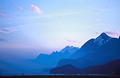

60,46,79,54
94,32,112,46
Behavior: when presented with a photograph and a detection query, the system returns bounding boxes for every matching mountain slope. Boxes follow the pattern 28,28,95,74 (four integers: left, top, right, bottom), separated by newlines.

50,59,120,76
57,33,120,69
70,33,112,59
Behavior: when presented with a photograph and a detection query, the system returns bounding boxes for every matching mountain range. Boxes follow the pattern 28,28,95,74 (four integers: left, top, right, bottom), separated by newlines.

1,32,120,76
57,33,120,69
0,46,79,74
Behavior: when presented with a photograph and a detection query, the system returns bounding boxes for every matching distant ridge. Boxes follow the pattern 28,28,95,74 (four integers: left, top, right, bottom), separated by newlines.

33,46,79,74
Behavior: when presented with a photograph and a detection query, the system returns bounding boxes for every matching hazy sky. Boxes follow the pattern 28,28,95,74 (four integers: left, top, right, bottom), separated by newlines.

0,0,120,57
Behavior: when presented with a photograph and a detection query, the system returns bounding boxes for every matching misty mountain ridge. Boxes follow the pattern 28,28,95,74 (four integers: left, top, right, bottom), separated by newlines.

34,46,79,66
57,33,120,69
32,46,79,74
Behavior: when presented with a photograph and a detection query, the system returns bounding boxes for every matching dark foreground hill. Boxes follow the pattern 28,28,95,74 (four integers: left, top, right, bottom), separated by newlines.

50,59,120,76
1,75,120,78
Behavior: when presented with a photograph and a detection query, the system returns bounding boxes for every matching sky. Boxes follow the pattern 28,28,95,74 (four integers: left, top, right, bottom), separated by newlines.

0,0,120,59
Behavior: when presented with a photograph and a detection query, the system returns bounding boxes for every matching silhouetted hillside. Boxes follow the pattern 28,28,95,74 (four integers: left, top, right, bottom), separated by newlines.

50,59,120,76
50,65,80,74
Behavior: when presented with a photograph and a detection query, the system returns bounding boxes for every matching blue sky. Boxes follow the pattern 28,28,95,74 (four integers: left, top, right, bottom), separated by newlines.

0,0,120,58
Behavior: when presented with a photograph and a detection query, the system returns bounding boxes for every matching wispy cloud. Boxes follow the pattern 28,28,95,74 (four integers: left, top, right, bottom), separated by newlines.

30,5,42,14
0,38,6,41
0,5,8,17
18,6,23,11
44,12,76,17
0,13,8,18
22,12,78,20
105,31,120,38
0,26,25,34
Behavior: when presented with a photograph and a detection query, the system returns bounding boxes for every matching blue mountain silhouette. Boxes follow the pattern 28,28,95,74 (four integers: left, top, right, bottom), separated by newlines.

57,33,120,69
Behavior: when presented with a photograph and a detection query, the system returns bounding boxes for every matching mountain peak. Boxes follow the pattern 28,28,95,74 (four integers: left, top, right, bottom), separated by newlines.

100,32,107,36
94,32,112,46
99,32,110,38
